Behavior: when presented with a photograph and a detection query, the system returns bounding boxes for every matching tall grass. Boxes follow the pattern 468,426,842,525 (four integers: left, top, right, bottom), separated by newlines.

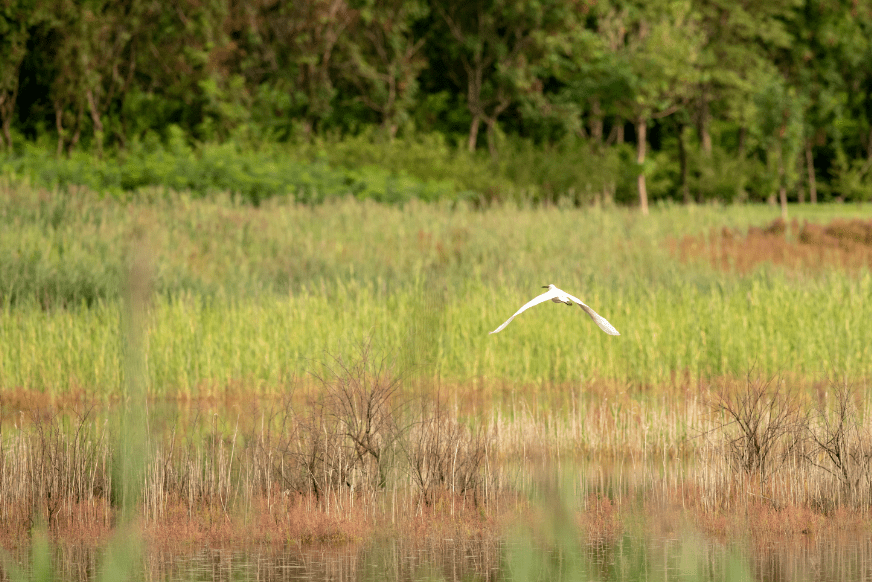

2,266,871,395
2,182,872,395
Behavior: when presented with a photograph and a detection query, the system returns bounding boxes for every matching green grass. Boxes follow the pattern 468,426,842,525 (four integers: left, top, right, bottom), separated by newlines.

2,181,872,396
2,271,870,395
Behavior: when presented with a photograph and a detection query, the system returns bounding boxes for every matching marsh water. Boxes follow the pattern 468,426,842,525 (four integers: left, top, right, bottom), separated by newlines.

7,527,872,581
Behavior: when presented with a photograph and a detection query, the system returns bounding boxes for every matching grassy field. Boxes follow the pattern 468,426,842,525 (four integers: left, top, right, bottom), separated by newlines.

2,181,872,398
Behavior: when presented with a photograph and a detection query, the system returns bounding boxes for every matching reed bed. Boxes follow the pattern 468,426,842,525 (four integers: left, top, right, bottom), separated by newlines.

3,364,872,548
5,181,872,575
2,262,872,395
3,182,872,395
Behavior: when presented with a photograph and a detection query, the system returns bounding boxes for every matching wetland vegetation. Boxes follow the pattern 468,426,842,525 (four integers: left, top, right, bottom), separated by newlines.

5,0,872,576
2,183,872,580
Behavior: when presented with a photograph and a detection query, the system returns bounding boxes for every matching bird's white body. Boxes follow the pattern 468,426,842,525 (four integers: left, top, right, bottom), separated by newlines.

489,284,620,336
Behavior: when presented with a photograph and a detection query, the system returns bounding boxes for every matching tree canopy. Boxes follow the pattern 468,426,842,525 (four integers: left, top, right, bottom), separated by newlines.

2,0,872,205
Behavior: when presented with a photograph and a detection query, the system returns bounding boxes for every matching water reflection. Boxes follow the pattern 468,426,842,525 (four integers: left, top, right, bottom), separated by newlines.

7,532,872,582
509,533,872,582
143,539,505,582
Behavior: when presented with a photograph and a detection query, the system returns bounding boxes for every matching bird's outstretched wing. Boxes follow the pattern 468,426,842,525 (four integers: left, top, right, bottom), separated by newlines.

566,293,621,336
489,288,558,334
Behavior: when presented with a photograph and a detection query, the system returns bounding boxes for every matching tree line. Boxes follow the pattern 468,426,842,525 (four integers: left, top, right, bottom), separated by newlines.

2,0,872,209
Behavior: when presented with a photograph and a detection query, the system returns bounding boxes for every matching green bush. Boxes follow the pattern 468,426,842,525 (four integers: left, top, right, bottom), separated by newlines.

1,134,460,205
1,131,655,207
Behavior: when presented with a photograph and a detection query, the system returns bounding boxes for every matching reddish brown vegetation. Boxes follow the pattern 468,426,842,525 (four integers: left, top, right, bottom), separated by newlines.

580,495,623,545
140,497,373,550
668,217,872,274
0,492,510,553
7,368,872,552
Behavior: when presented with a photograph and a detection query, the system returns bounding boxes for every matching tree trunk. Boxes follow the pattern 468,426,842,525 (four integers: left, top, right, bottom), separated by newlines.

698,94,712,155
777,140,787,220
86,89,104,158
485,118,497,160
467,115,480,152
805,140,817,204
0,31,26,150
590,98,603,145
0,116,10,150
636,116,649,215
55,105,65,157
0,90,15,149
796,148,805,204
69,104,83,153
678,122,690,204
482,95,510,160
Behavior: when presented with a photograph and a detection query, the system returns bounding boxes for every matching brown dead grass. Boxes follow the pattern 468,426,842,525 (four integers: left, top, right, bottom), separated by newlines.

4,482,872,558
140,496,375,550
7,371,872,553
668,217,872,274
0,502,111,551
686,500,872,545
2,492,510,553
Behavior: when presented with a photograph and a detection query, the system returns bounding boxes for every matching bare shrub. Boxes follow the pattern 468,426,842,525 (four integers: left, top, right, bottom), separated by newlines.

312,340,406,490
711,374,805,483
402,398,488,506
0,407,110,532
289,397,349,499
806,380,872,507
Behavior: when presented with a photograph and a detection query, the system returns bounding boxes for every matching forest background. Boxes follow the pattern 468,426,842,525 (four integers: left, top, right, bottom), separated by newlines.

2,0,872,210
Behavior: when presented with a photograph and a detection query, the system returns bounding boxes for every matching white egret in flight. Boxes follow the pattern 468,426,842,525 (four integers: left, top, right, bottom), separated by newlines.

489,284,620,336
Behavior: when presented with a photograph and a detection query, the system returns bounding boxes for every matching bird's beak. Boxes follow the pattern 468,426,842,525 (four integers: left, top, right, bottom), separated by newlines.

542,286,549,289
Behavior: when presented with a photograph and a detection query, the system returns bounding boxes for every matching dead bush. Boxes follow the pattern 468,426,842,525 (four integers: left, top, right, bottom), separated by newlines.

711,374,805,483
0,407,110,531
806,380,872,506
312,340,406,490
402,398,488,506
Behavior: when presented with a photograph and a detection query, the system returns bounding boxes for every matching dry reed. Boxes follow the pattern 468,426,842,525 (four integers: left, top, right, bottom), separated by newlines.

3,370,872,548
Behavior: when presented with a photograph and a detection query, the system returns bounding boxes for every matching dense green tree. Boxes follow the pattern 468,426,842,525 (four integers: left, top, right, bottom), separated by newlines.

342,0,429,139
430,0,576,156
4,0,872,207
0,0,37,149
800,0,872,202
693,0,800,156
548,4,624,146
597,0,703,213
752,73,803,217
135,0,243,141
64,0,146,155
228,0,356,137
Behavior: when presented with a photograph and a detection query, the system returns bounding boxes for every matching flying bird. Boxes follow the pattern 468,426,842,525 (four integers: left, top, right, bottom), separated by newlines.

489,284,620,336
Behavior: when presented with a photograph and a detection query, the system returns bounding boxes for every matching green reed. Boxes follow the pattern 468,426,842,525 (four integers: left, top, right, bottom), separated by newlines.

2,181,872,396
2,263,870,396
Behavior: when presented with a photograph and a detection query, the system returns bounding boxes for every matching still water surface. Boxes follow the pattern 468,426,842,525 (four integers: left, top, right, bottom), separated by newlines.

9,529,872,581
